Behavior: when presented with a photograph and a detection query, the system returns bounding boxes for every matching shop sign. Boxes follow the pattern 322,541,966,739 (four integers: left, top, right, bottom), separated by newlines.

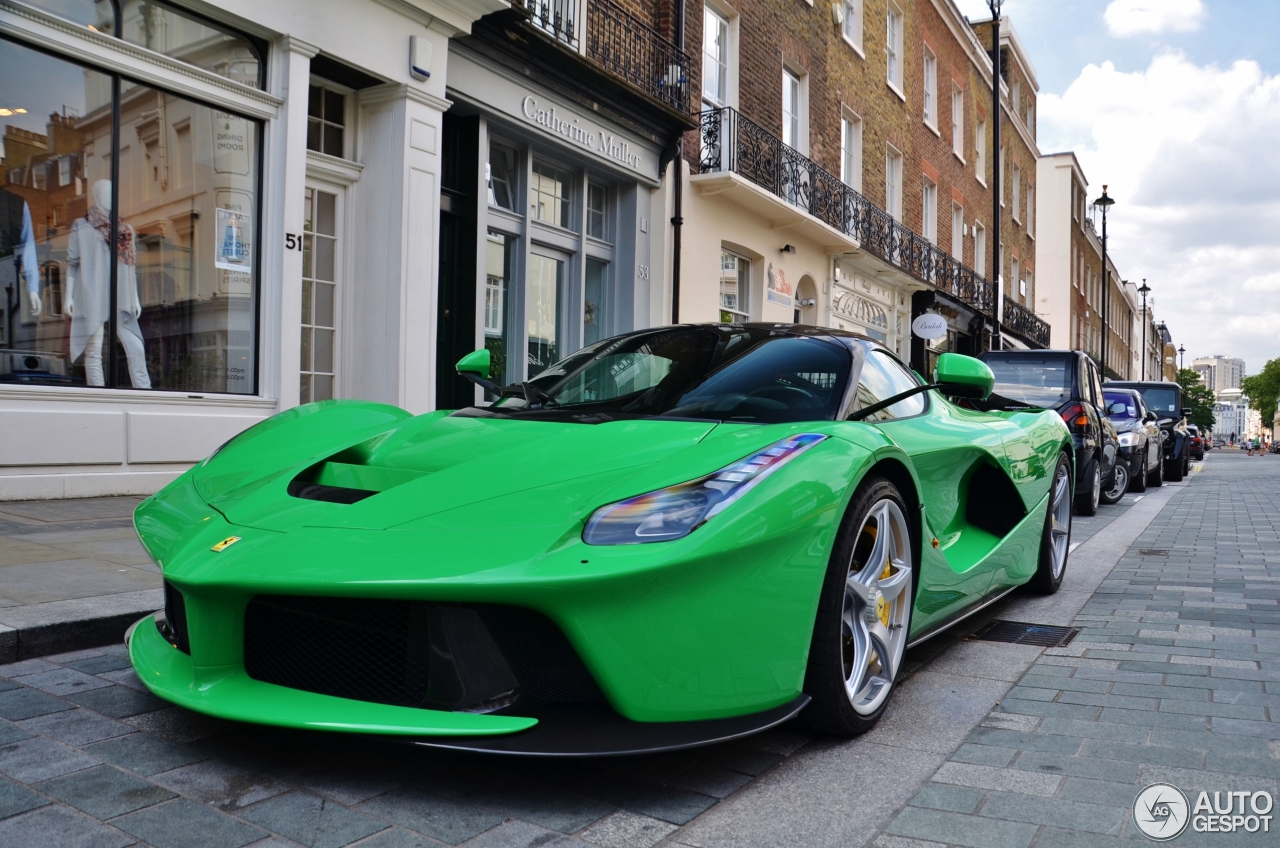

766,264,793,308
912,313,948,339
521,97,641,172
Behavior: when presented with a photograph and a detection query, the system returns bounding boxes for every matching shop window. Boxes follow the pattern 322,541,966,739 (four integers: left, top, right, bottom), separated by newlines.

484,232,515,385
530,160,571,229
527,252,564,372
586,182,608,240
121,1,263,87
307,83,346,157
719,250,749,321
300,187,338,403
585,258,608,345
0,37,261,393
488,142,518,212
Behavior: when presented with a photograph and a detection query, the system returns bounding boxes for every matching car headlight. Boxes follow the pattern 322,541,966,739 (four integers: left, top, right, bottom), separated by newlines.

1117,431,1141,447
583,434,827,545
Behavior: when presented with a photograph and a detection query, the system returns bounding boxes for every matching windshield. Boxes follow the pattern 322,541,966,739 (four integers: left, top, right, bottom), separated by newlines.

1104,391,1139,420
981,356,1072,408
1134,387,1179,416
472,326,852,424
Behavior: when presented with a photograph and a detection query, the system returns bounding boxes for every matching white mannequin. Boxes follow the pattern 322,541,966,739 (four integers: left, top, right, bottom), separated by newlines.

66,179,151,388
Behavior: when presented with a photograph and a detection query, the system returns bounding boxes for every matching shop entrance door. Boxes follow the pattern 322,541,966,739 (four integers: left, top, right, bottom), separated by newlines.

300,181,343,402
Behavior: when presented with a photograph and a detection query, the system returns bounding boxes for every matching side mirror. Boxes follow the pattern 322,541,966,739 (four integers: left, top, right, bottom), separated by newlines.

934,353,994,400
1181,408,1193,419
1107,402,1127,415
456,349,502,395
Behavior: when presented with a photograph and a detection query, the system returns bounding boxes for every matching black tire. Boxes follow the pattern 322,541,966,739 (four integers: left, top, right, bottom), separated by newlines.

1100,461,1128,505
1130,455,1148,493
1147,447,1164,487
1074,458,1100,516
803,476,914,736
1030,452,1072,595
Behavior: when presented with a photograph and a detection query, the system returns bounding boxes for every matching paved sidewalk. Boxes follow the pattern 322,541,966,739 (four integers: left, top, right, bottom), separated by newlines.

877,452,1279,847
0,498,161,662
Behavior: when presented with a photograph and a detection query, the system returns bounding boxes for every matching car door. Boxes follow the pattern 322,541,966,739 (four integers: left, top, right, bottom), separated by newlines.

850,348,1001,630
1083,358,1113,481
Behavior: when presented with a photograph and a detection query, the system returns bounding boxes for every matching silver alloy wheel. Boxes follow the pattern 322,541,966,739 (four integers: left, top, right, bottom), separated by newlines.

1050,462,1071,579
1091,463,1101,505
1104,463,1128,501
841,498,913,716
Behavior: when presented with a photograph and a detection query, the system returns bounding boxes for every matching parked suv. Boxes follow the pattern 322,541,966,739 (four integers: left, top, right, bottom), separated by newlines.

1187,425,1205,461
1106,381,1193,481
979,350,1121,515
1103,387,1163,491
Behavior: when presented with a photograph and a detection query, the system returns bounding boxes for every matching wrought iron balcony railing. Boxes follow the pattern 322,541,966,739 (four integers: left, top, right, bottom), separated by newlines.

518,0,691,112
698,107,998,318
1003,295,1051,348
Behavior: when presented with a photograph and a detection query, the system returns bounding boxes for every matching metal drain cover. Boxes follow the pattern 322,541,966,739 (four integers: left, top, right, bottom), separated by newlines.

1139,549,1169,556
969,620,1080,648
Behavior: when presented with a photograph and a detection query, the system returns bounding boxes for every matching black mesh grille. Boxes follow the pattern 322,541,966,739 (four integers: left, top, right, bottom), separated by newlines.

969,619,1080,648
159,580,190,654
243,596,605,709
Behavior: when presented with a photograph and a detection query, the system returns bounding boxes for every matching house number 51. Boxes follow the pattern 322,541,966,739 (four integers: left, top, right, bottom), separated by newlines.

284,233,302,250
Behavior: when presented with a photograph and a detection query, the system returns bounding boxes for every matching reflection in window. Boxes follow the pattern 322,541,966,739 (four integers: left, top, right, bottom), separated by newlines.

121,0,261,87
531,161,571,229
585,258,607,345
527,253,563,373
0,37,261,393
307,84,345,157
484,232,514,384
719,250,748,321
300,188,337,402
587,182,607,239
488,142,517,211
856,349,924,420
19,0,114,32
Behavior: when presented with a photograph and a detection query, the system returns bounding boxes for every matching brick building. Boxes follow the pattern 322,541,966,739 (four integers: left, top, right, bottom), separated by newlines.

676,0,1049,375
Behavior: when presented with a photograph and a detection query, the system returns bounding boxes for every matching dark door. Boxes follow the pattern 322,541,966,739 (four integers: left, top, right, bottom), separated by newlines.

435,114,479,410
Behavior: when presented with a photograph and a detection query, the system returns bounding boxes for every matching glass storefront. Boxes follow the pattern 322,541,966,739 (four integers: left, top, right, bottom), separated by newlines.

0,24,262,393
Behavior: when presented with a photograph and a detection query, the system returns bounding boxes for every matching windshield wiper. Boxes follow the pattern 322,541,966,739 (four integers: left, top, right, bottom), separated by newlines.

497,382,559,410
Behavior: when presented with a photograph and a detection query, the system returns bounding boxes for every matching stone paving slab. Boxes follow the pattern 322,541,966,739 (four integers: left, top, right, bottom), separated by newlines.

874,454,1278,846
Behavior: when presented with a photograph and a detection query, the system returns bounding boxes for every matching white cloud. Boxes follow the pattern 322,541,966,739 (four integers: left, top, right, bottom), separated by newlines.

1105,0,1206,37
1039,52,1280,371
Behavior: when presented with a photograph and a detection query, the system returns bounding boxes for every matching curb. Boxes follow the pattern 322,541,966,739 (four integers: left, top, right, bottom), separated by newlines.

0,589,162,663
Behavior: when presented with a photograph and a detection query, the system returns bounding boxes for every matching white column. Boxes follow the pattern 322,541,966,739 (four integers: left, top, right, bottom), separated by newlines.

263,36,318,411
353,84,449,414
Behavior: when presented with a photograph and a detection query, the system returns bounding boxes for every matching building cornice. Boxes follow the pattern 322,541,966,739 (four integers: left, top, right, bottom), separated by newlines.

360,82,453,113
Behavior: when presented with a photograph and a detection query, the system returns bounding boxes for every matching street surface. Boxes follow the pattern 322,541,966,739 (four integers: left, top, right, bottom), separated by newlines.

1,452,1277,847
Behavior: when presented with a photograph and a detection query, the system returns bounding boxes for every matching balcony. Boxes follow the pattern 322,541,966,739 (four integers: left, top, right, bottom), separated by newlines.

697,107,997,319
517,0,691,113
1003,295,1051,349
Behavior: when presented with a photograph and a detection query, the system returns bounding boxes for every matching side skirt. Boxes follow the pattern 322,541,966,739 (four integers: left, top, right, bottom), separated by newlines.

906,585,1018,650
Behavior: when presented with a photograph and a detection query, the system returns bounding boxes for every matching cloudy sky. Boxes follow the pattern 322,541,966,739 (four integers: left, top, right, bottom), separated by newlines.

956,0,1280,375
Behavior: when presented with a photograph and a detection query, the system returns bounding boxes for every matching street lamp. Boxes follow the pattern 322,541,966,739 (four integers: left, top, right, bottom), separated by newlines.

1093,186,1115,377
1138,279,1150,380
987,0,1003,353
1178,344,1186,371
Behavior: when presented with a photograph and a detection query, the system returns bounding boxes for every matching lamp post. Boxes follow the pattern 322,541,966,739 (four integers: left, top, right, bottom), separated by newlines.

1093,186,1115,377
1138,279,1150,380
1178,344,1186,371
987,0,1003,352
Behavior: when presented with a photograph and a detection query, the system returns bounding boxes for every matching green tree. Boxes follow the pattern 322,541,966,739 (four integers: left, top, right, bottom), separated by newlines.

1241,358,1280,430
1175,369,1217,433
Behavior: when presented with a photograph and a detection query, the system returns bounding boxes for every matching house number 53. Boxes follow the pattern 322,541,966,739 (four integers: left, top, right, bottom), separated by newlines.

637,264,649,280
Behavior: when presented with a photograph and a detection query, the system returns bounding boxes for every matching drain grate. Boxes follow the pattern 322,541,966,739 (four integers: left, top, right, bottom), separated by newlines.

1139,549,1169,556
969,620,1080,648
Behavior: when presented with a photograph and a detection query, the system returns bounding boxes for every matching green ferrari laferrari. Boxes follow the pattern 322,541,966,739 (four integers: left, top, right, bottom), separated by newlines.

127,324,1074,755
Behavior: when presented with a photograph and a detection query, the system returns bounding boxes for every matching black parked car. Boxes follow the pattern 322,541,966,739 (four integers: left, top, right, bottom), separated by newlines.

979,349,1121,515
1106,381,1192,481
1103,387,1163,491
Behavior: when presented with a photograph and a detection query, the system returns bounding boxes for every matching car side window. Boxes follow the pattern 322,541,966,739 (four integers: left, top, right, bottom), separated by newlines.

854,349,926,421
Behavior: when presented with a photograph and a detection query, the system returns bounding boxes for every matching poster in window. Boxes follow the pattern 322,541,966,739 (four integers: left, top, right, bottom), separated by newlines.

215,207,252,273
766,263,794,308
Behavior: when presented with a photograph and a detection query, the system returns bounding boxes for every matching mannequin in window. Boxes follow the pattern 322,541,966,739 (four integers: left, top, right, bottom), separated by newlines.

65,179,151,388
